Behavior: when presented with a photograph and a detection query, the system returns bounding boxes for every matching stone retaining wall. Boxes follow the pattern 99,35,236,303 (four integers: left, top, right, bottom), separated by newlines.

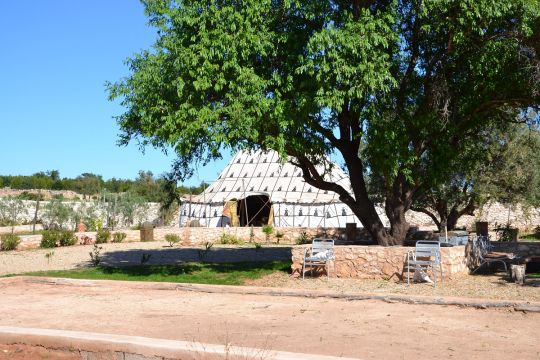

291,245,468,280
491,241,540,258
16,226,360,251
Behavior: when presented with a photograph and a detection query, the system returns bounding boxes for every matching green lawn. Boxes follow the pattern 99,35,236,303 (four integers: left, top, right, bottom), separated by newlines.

20,261,291,285
519,234,540,241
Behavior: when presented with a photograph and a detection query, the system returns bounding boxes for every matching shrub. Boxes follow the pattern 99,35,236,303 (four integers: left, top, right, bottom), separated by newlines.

95,229,111,244
0,233,20,251
41,230,77,248
89,244,102,266
165,234,181,247
41,230,59,248
58,230,77,247
219,233,243,245
262,225,274,243
112,232,127,243
295,231,311,245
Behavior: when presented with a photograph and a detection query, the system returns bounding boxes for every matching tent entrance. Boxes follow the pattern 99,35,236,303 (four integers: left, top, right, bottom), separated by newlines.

238,195,272,226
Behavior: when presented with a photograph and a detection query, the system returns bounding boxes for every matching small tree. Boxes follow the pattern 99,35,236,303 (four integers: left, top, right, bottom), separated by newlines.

42,199,74,230
0,197,28,233
262,225,274,243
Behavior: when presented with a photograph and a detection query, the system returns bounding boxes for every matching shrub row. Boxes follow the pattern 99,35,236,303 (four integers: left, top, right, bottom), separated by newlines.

40,230,77,248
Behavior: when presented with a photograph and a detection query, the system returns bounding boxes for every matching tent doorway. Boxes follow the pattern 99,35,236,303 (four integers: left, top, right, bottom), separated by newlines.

238,195,272,226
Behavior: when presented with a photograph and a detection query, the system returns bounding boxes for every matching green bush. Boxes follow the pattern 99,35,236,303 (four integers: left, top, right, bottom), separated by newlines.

41,230,77,248
165,233,181,247
95,229,111,244
58,230,77,247
41,231,59,248
112,232,127,243
0,233,20,251
219,233,243,245
295,231,311,245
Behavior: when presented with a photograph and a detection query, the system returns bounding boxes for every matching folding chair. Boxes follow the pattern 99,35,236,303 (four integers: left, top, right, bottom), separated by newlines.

301,238,335,279
406,240,443,288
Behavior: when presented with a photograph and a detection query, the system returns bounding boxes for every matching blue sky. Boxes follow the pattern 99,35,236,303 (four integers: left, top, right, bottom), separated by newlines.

0,0,229,185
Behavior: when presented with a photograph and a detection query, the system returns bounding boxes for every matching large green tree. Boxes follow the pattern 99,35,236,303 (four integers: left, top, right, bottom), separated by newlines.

411,123,540,232
108,0,540,245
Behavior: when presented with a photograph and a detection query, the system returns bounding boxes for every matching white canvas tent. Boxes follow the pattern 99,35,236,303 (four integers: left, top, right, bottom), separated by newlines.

179,150,373,228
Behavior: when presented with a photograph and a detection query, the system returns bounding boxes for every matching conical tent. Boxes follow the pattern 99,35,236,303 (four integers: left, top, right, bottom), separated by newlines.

179,150,364,227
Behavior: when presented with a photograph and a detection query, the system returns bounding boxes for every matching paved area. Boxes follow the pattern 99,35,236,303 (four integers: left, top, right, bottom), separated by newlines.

0,277,538,359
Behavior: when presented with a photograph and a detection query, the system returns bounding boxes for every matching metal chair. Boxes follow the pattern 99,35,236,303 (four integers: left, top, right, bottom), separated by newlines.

406,240,443,288
301,238,335,279
471,235,512,274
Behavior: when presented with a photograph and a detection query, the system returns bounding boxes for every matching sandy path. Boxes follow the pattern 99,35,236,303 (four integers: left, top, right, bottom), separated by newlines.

0,277,538,360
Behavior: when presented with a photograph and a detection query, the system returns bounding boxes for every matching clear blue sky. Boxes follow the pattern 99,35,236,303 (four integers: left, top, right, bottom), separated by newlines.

0,0,229,186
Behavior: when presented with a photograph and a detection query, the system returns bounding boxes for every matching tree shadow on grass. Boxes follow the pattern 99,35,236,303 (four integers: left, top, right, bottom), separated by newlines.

76,246,293,269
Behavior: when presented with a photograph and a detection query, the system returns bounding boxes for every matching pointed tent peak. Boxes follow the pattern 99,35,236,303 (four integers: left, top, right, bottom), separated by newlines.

192,149,353,204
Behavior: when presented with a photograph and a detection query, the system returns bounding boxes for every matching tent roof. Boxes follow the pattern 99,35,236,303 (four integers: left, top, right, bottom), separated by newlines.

190,150,353,204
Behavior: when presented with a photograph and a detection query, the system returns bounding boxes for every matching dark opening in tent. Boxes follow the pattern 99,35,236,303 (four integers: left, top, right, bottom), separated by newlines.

237,195,272,226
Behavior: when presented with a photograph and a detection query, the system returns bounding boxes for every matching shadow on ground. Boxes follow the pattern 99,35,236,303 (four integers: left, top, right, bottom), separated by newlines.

77,246,293,268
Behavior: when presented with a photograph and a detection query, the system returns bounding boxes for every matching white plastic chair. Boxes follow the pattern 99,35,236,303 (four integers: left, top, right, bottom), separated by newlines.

406,240,443,287
301,238,335,279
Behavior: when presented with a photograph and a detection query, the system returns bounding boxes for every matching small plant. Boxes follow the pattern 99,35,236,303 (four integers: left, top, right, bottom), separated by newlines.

262,225,274,243
254,242,262,251
219,233,243,245
45,251,55,264
198,242,214,262
58,230,77,247
295,231,310,245
95,229,111,244
40,230,59,248
112,232,127,243
165,233,181,247
140,253,152,264
249,226,255,243
79,235,93,245
89,244,102,266
0,233,20,251
90,218,103,232
275,231,285,244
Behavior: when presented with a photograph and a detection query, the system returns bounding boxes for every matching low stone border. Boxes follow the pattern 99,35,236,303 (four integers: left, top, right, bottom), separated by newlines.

10,276,540,313
0,326,360,360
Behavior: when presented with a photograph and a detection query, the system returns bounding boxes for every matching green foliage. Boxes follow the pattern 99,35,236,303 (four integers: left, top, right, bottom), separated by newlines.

0,233,20,251
0,170,207,203
0,197,28,231
89,244,103,267
58,231,77,247
262,225,274,243
40,230,76,248
219,233,243,245
40,230,58,248
254,242,262,251
295,231,311,245
112,232,127,243
108,0,540,245
95,229,111,244
164,233,181,247
411,124,540,231
24,261,292,285
42,199,74,230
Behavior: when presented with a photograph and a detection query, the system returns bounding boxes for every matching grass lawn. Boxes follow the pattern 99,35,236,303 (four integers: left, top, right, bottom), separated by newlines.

20,261,291,285
519,234,540,241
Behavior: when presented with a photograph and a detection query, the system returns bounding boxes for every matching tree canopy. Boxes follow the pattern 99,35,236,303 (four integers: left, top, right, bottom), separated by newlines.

108,0,540,245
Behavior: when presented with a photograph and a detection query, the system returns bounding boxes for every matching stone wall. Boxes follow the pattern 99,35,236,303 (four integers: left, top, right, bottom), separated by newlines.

491,241,540,258
15,226,365,251
291,245,468,280
2,200,161,229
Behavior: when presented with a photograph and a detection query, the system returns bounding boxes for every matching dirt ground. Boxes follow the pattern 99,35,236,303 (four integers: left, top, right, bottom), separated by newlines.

0,343,80,360
0,277,538,360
